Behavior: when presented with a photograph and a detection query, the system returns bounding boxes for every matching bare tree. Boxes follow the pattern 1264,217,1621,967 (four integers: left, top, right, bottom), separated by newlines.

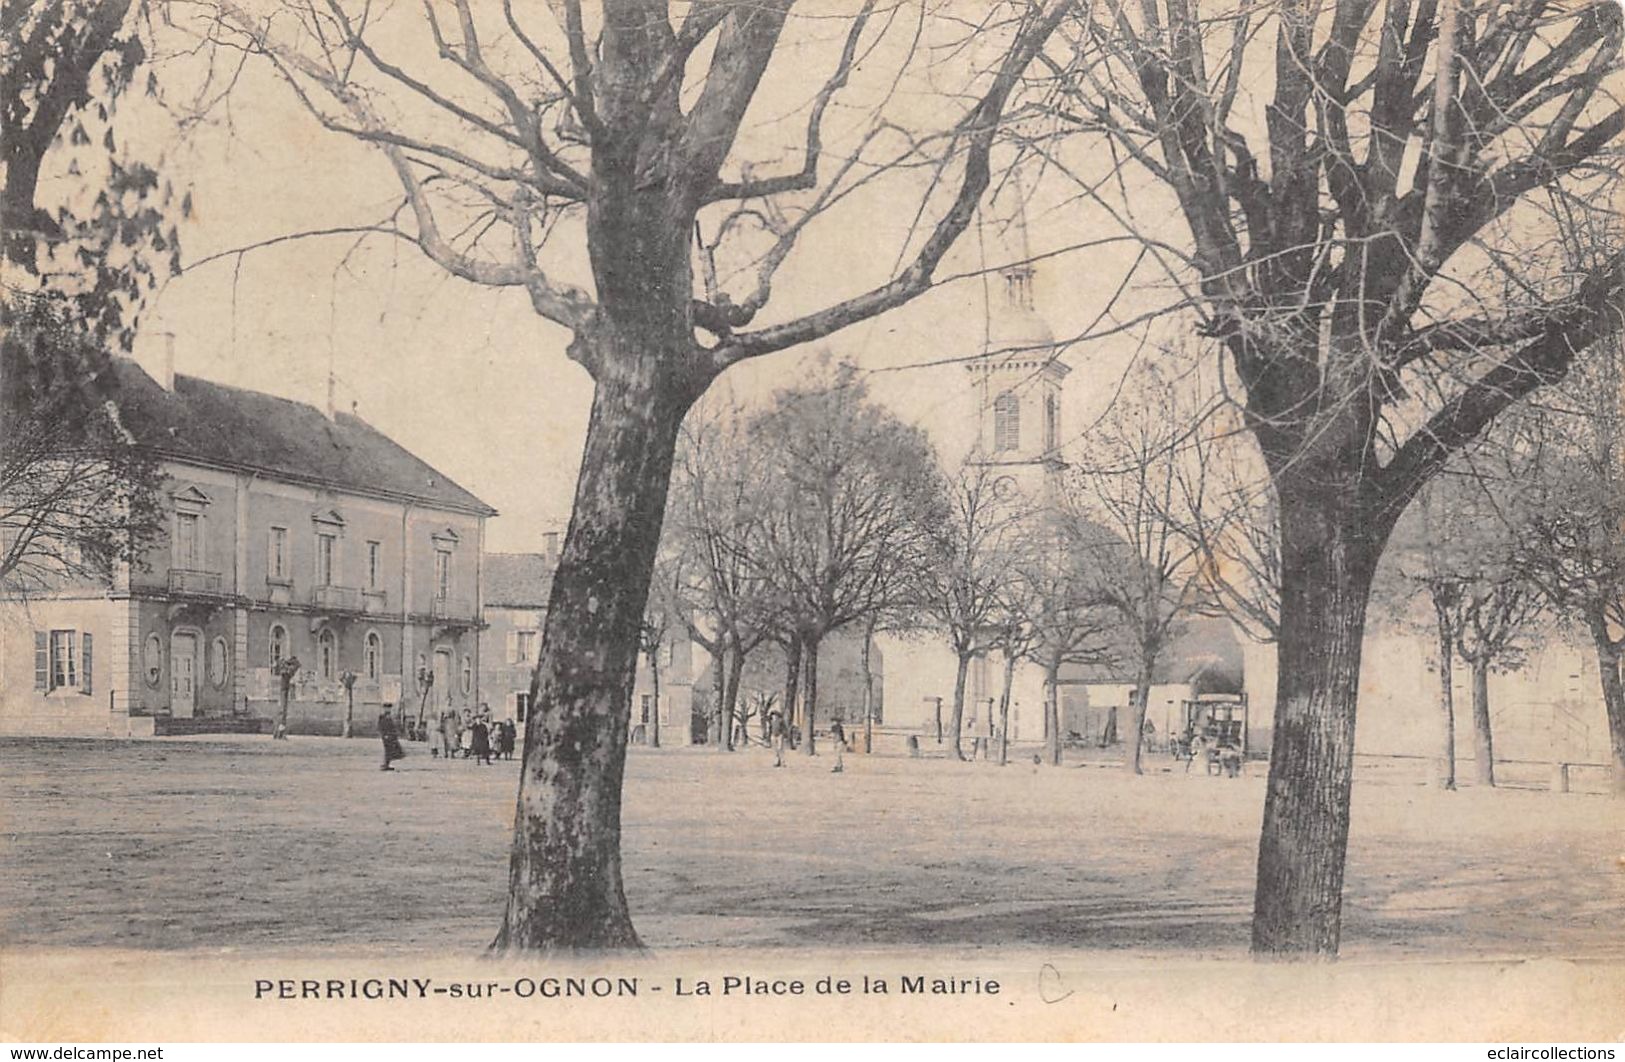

917,460,1018,759
1068,369,1211,774
1,301,165,594
667,399,777,749
1043,0,1625,954
639,553,685,750
1454,575,1544,787
749,367,946,756
1374,481,1471,791
1176,406,1281,646
1512,336,1625,796
195,0,1070,950
988,589,1037,767
1379,463,1544,789
1420,574,1467,791
1001,510,1115,766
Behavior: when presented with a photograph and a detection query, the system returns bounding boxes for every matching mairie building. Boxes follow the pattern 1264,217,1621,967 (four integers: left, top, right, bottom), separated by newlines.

0,354,494,737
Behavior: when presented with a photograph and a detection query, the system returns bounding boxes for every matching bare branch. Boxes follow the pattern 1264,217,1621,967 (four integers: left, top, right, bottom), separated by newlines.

716,0,1074,364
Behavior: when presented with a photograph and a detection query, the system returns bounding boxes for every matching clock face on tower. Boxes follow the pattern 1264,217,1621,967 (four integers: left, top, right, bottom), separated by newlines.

992,476,1017,501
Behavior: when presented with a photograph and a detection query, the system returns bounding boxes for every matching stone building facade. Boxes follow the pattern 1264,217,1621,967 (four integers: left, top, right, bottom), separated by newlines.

0,357,493,737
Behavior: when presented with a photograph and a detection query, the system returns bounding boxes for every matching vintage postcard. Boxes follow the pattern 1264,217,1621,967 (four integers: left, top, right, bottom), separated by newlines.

2,0,1623,1045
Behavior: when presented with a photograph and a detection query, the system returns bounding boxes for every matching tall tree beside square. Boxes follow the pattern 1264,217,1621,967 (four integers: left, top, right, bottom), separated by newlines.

1041,0,1625,955
197,0,1071,951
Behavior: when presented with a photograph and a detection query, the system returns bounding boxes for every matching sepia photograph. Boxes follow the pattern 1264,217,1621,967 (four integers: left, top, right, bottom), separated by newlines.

1,0,1622,1045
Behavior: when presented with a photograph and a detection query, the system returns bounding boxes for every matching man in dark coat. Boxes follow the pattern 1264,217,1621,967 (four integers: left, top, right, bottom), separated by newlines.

470,715,493,766
378,710,405,771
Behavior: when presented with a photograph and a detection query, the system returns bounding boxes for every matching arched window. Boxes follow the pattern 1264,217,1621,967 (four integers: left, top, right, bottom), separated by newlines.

364,631,382,681
993,392,1020,452
461,654,473,695
318,628,337,681
269,625,288,669
1044,393,1058,451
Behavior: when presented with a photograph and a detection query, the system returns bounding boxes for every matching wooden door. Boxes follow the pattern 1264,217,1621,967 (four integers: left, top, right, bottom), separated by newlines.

172,633,198,717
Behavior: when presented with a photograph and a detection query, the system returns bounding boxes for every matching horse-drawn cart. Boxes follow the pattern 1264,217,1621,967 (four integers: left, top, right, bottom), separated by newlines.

1169,693,1249,776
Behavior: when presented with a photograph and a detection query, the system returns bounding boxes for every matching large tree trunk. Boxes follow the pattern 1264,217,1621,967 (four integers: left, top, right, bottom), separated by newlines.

802,635,821,756
947,650,970,760
1125,654,1154,775
781,635,801,734
997,649,1016,766
1432,603,1456,790
1044,660,1062,766
1586,612,1625,797
493,351,696,954
1468,656,1496,788
1251,486,1383,958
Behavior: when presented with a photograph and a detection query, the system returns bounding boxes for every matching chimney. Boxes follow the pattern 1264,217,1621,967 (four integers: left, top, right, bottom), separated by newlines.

159,332,177,391
544,531,560,563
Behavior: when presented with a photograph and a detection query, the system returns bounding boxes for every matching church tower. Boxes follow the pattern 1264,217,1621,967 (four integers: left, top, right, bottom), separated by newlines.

965,199,1069,508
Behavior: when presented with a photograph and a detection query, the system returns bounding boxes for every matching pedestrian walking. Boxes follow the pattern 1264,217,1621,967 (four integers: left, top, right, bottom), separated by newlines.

499,718,516,760
428,712,445,759
378,710,405,771
471,716,493,766
829,719,846,774
769,709,786,768
459,711,474,759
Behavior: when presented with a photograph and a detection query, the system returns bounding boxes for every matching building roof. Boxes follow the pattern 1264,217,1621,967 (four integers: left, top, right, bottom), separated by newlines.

101,358,495,515
483,552,554,609
1061,616,1246,695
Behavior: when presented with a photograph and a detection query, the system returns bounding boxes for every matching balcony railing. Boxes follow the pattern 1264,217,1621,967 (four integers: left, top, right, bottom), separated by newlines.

362,588,387,614
431,596,463,619
169,569,225,595
311,584,364,611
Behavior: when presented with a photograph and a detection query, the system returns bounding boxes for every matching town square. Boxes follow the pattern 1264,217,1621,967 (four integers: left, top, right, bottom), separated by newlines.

3,0,1625,1044
2,734,1618,957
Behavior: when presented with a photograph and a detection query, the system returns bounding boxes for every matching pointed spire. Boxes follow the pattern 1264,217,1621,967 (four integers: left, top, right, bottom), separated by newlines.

978,176,1052,356
996,170,1036,311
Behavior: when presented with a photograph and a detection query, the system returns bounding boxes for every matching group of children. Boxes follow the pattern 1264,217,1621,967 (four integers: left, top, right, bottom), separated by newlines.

428,706,517,766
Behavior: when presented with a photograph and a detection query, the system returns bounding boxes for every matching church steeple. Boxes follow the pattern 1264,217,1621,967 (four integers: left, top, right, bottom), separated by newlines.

966,189,1069,506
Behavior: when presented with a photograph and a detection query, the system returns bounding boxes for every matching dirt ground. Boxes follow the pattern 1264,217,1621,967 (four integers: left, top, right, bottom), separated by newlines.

0,735,1620,959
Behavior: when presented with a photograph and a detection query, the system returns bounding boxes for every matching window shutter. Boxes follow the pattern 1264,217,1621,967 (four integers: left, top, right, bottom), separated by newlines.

34,632,47,691
993,393,1021,452
81,633,93,695
507,631,518,664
